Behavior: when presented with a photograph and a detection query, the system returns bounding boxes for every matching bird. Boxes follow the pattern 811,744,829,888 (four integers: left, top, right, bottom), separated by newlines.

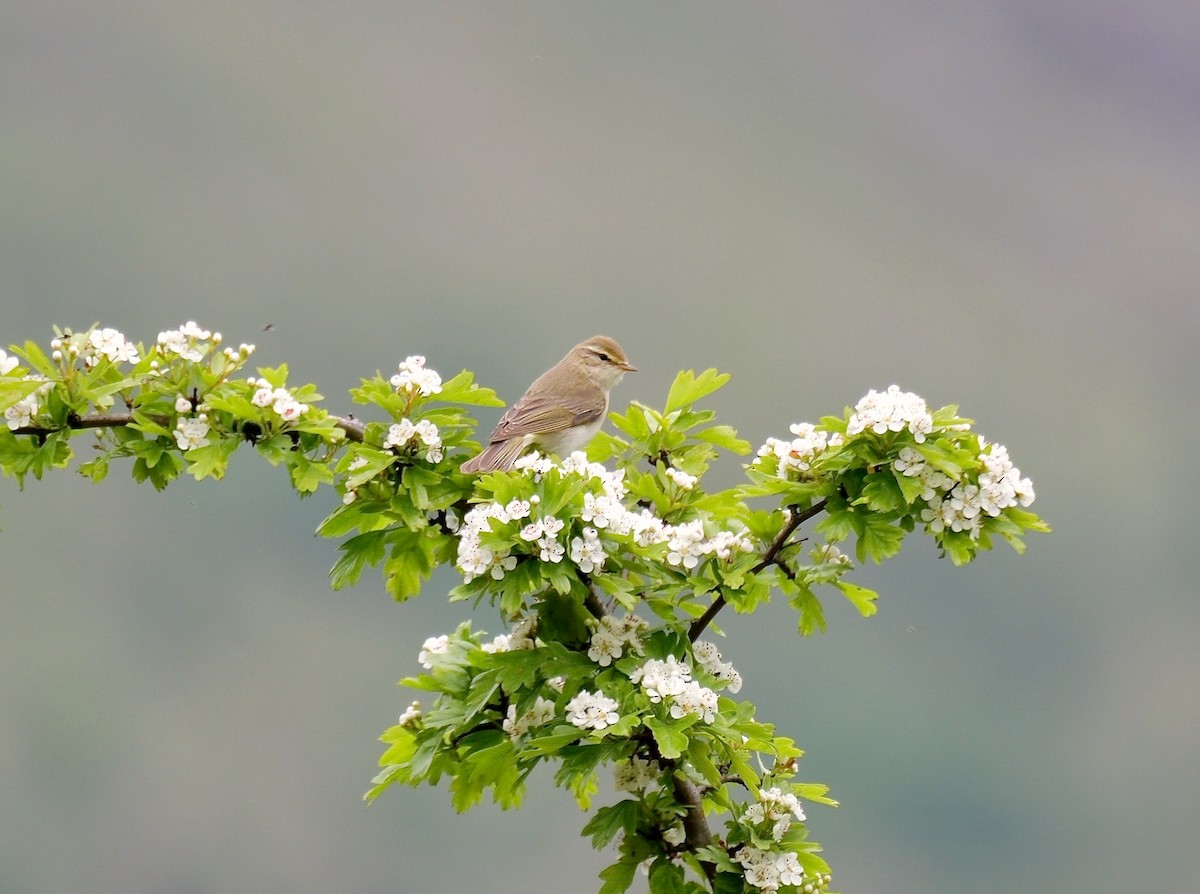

460,335,636,473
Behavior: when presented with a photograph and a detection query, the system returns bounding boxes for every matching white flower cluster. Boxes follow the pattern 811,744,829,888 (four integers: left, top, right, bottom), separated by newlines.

755,422,841,479
249,377,309,423
736,847,807,893
80,327,140,367
173,415,211,451
390,355,442,397
418,634,450,668
502,696,556,738
479,617,537,654
382,418,443,463
662,520,755,570
520,514,566,563
918,441,1036,540
630,656,719,724
743,786,807,842
565,689,621,731
893,446,952,499
157,321,218,363
569,527,606,572
3,376,51,431
586,613,649,667
398,701,422,727
456,499,532,582
0,350,18,376
845,384,933,442
692,640,743,694
456,451,757,584
612,755,661,793
665,466,697,490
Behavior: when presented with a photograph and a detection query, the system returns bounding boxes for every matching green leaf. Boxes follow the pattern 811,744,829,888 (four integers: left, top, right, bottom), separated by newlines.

915,439,968,478
436,370,505,407
692,423,751,455
329,531,387,590
787,583,827,636
582,800,641,849
644,716,690,760
183,439,238,481
599,861,638,894
12,339,57,378
384,528,440,601
836,581,879,618
288,452,334,493
665,369,731,414
892,468,927,505
647,859,687,894
857,474,904,513
856,515,907,563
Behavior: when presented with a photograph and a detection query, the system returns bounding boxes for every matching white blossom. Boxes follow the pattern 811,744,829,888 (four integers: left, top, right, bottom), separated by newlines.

390,355,442,397
613,756,661,793
157,321,216,362
662,824,686,847
587,614,648,667
398,701,422,726
976,441,1036,512
893,445,925,477
735,845,808,893
507,616,538,650
742,787,806,841
502,696,556,738
0,350,18,376
503,499,532,521
586,631,624,667
631,656,692,704
708,528,755,561
845,385,933,443
248,378,309,424
755,422,837,479
569,526,607,573
669,680,719,723
418,634,450,668
812,542,851,567
664,519,707,570
456,502,521,582
481,634,512,654
512,451,554,476
665,467,698,490
383,418,443,463
83,327,140,366
565,689,621,731
173,416,211,451
693,640,743,694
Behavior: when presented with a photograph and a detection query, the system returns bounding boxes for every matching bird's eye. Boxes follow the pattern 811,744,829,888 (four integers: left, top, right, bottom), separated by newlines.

597,352,611,362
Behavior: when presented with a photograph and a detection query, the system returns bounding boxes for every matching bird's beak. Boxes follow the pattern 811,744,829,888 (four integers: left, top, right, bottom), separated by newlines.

620,360,637,372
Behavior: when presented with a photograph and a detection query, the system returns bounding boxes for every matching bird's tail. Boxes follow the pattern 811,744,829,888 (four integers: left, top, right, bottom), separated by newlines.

460,438,528,474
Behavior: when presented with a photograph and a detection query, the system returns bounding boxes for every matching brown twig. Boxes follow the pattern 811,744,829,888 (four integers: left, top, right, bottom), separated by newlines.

687,498,828,642
12,412,368,443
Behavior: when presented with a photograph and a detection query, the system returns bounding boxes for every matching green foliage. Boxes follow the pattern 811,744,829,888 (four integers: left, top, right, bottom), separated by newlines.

0,327,1049,894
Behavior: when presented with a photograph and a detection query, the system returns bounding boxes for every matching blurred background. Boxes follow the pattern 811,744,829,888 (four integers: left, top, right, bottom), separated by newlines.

2,2,1197,892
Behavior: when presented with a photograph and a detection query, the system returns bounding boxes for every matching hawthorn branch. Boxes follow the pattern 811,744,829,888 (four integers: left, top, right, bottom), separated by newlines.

687,498,828,642
12,412,369,443
672,772,717,882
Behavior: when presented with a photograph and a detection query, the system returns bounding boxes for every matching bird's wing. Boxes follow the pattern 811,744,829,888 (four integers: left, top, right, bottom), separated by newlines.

487,389,605,443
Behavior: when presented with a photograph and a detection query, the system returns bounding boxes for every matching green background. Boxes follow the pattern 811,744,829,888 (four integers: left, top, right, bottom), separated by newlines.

2,3,1196,892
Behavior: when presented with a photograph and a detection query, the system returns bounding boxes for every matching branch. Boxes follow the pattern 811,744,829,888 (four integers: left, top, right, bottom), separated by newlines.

11,412,368,443
671,771,716,882
688,498,828,642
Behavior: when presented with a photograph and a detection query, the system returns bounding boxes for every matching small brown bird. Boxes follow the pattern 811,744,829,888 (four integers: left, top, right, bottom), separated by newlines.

461,336,636,473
